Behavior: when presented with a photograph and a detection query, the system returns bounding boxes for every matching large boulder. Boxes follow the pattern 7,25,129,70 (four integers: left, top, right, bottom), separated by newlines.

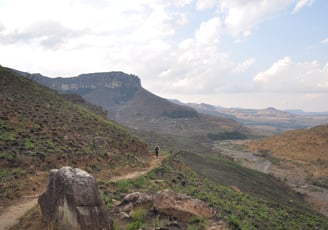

38,166,112,230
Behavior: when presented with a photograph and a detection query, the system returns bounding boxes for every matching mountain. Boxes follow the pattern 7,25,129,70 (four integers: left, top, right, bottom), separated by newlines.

176,100,328,135
0,66,148,204
18,70,254,148
285,109,328,116
3,66,328,229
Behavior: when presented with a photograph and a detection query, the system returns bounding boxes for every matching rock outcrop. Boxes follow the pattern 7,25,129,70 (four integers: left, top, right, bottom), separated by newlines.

38,166,112,230
117,189,216,222
154,189,216,221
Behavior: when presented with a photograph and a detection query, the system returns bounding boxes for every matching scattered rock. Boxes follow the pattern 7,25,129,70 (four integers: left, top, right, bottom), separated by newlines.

154,189,216,222
38,166,113,230
116,189,216,222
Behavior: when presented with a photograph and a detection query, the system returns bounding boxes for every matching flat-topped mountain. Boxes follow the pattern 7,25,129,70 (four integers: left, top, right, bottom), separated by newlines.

18,70,253,146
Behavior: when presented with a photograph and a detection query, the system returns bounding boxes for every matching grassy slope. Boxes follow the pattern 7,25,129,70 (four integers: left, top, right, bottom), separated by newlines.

0,66,148,203
176,151,305,208
98,155,328,230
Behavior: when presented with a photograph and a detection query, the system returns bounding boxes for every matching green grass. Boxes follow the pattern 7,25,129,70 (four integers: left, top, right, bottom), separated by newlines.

99,155,328,230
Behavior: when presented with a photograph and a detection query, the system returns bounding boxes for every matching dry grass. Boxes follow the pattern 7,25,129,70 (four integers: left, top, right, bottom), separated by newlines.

245,124,328,179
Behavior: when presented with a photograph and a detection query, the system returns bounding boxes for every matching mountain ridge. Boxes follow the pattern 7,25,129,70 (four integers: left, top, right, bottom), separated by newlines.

18,68,254,148
173,100,328,134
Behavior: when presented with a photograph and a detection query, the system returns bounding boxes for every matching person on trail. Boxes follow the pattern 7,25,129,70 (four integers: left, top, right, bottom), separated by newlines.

154,145,160,158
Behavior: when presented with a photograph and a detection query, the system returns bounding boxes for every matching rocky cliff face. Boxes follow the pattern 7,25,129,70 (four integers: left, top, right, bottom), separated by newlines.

22,71,144,117
25,72,141,93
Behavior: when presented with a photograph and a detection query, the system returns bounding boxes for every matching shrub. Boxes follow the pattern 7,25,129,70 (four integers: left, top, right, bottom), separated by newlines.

127,208,148,230
116,179,129,193
133,176,146,188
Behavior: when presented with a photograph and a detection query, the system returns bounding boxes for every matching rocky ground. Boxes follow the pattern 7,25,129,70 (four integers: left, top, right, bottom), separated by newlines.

213,140,328,217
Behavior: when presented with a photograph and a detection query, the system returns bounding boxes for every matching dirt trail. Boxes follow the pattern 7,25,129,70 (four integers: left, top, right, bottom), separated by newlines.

0,155,165,230
110,155,164,182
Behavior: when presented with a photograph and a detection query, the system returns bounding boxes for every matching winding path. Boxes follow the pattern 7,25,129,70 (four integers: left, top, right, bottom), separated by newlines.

0,155,165,230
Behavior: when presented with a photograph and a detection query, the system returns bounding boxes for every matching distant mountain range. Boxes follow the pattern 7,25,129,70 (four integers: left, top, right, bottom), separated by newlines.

170,100,328,135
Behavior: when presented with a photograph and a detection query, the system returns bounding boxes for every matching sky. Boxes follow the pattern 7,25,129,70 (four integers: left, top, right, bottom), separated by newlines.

0,0,327,112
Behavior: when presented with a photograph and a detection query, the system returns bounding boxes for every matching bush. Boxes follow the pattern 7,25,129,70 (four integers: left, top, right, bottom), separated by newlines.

116,179,129,193
127,207,148,230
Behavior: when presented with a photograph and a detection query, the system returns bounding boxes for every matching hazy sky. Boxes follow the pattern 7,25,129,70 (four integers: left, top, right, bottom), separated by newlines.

0,0,327,111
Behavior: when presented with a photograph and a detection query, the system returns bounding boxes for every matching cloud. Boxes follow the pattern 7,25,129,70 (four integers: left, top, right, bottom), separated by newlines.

292,0,314,14
320,38,328,44
233,58,256,73
196,0,217,10
0,20,88,49
0,22,5,32
222,0,297,39
195,17,222,45
195,0,310,41
254,56,328,92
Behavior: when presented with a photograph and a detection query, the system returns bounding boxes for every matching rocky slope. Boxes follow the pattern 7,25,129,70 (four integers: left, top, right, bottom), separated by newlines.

0,66,148,205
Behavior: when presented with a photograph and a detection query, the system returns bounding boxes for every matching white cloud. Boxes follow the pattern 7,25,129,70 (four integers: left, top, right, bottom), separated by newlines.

196,0,217,10
195,17,222,45
221,0,296,39
233,58,256,73
194,0,305,40
254,57,328,92
0,20,88,49
292,0,314,14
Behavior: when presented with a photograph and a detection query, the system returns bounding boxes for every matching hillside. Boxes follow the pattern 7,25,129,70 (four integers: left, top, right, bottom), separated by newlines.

13,154,328,229
245,124,328,181
18,70,254,143
0,66,148,205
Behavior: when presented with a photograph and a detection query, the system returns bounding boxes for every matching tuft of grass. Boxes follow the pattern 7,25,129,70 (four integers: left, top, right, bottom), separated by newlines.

99,191,112,209
132,176,146,188
24,139,34,149
127,207,148,230
116,179,130,193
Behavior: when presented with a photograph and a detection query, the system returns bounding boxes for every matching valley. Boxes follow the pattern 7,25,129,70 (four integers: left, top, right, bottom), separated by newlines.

1,66,328,229
214,141,328,217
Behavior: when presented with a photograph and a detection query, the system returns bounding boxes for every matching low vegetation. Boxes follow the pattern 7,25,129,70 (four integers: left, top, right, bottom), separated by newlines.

97,155,328,230
0,66,148,203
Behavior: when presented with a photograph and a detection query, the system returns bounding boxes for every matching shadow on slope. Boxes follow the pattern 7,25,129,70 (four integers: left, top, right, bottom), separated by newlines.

175,151,307,210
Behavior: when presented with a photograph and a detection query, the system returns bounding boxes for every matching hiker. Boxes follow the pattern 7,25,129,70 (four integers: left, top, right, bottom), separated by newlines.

154,145,160,158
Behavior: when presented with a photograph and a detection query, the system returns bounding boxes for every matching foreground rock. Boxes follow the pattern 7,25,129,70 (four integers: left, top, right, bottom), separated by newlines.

38,166,112,230
117,189,216,222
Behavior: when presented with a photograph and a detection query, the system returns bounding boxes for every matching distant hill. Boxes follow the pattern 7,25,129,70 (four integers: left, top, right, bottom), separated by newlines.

245,124,328,184
175,100,328,135
17,70,253,147
0,66,148,203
